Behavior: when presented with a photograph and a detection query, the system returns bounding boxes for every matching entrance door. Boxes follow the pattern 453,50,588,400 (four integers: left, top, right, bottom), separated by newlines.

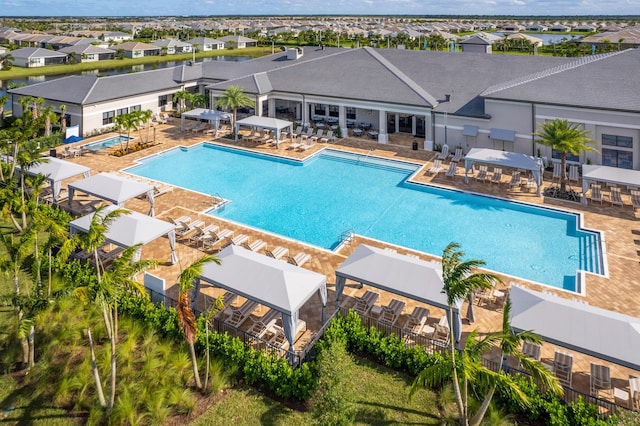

399,115,413,133
415,117,426,137
386,113,396,134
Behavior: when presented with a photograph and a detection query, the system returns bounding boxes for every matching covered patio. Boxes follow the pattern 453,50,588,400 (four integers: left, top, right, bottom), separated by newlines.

70,205,178,265
235,115,294,149
19,156,90,204
581,165,640,205
194,245,327,353
464,147,544,196
335,244,463,346
68,172,155,216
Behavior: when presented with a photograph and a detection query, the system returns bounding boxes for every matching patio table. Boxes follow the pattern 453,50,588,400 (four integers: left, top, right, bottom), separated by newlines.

352,128,363,137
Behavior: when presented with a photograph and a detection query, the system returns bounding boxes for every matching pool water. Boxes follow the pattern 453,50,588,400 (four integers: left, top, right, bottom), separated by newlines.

82,135,133,152
126,143,605,291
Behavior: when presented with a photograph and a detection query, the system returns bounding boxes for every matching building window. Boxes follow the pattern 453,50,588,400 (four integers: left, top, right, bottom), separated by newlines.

314,104,325,116
130,105,141,112
346,107,356,120
116,107,128,116
551,149,580,163
329,105,339,118
158,95,168,107
102,110,115,125
602,134,633,169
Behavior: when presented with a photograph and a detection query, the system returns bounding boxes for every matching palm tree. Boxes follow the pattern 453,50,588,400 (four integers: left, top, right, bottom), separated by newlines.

0,93,9,128
0,53,14,70
113,111,140,152
173,90,191,114
177,255,221,391
59,104,67,136
534,119,596,195
214,85,254,140
137,109,154,143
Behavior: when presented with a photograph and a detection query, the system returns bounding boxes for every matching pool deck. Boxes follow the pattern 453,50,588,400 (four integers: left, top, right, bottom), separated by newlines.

63,125,640,399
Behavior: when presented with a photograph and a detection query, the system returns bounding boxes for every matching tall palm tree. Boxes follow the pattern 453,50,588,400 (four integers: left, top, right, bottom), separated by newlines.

0,93,9,128
177,254,221,391
1,53,14,70
113,111,140,152
534,119,596,195
59,104,67,136
138,109,153,143
214,85,255,139
173,90,191,114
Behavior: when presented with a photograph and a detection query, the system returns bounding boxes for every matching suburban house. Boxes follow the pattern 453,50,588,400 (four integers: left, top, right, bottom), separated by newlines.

9,46,640,171
526,24,548,32
217,35,258,49
114,41,161,58
549,24,572,32
458,35,492,54
59,44,116,62
151,39,193,54
184,37,225,51
9,47,67,67
102,31,133,43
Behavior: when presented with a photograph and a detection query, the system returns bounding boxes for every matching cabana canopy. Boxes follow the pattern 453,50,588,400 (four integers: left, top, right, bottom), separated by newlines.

581,165,640,205
510,285,640,370
195,245,327,352
68,172,155,216
235,115,293,148
335,245,463,345
69,205,178,264
180,108,232,132
464,147,543,196
19,157,90,203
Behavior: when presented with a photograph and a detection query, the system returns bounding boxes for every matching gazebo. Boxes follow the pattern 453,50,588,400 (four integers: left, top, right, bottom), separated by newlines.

464,147,544,196
180,108,232,134
69,205,178,264
581,165,640,205
19,157,90,204
68,172,155,216
235,116,294,148
335,245,463,346
194,245,327,352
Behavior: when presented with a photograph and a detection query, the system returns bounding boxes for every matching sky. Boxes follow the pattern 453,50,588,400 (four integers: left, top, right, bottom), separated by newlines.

0,0,639,17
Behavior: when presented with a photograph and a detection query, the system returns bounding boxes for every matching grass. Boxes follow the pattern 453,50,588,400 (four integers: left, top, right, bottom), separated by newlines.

0,46,273,81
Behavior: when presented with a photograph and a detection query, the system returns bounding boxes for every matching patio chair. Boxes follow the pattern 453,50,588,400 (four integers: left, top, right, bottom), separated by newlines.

433,324,450,344
508,170,521,190
226,299,259,328
437,144,450,160
475,287,495,306
264,246,289,260
610,187,624,207
214,291,238,317
490,168,503,185
445,161,457,179
553,349,574,387
451,147,464,162
404,306,430,335
247,308,280,340
299,127,314,142
320,130,334,143
242,127,257,142
590,184,603,205
377,298,406,326
632,190,640,212
222,234,249,248
201,228,234,251
521,341,541,361
590,362,612,398
352,290,380,316
475,165,489,182
309,129,324,143
241,239,267,252
299,138,315,151
187,224,219,246
175,219,205,238
428,159,443,175
286,252,311,267
568,165,580,183
551,162,563,183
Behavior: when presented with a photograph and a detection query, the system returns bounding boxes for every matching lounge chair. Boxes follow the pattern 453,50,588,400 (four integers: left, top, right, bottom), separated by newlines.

241,239,267,252
631,189,640,211
201,228,234,251
352,290,380,316
286,252,311,267
377,298,406,326
247,308,280,340
611,187,624,207
551,162,563,183
475,287,495,306
553,349,574,387
223,234,249,248
188,224,219,246
428,159,443,175
299,138,315,151
226,299,259,328
451,147,464,162
166,215,192,231
437,144,450,160
404,306,430,335
264,246,289,260
175,219,205,238
521,341,541,361
508,170,521,190
153,185,174,197
475,165,489,182
242,128,257,141
320,130,334,143
191,122,209,133
214,291,238,316
300,127,314,141
590,362,612,398
445,161,457,179
590,184,603,205
309,129,324,143
433,324,450,344
288,137,303,150
568,165,580,183
488,168,501,185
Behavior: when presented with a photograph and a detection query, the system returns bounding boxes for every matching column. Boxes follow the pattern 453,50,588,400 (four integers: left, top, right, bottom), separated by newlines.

302,100,309,127
395,113,399,133
255,95,263,117
267,98,275,118
377,109,388,144
425,113,434,151
295,103,301,121
412,116,417,135
338,105,347,138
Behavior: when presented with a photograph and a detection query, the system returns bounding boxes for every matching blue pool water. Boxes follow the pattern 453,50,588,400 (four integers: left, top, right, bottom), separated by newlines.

127,143,604,291
82,135,133,152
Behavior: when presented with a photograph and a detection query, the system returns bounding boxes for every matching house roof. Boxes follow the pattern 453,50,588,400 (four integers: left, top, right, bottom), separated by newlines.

59,45,115,55
217,35,258,43
115,41,160,51
151,39,192,48
10,47,67,59
185,37,225,46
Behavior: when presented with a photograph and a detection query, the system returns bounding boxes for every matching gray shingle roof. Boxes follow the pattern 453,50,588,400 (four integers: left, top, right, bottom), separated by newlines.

10,47,67,59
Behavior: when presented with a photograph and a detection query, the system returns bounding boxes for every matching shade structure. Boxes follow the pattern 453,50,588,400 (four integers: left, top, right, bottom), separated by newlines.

510,285,640,370
464,147,543,195
335,245,463,345
19,156,90,203
68,172,155,216
69,205,178,264
195,245,327,352
235,115,294,148
581,165,640,205
180,108,232,133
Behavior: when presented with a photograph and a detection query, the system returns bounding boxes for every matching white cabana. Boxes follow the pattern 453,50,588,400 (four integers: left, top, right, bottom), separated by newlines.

69,205,178,264
194,245,327,352
180,108,232,134
335,245,463,346
581,165,640,205
464,147,544,196
68,172,155,216
235,115,294,148
510,285,640,370
19,156,90,204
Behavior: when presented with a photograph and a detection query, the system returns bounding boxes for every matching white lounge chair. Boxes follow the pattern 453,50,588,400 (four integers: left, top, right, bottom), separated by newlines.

568,165,580,183
241,239,267,252
552,162,563,183
590,184,603,205
445,161,457,179
201,228,234,251
508,170,521,190
309,129,324,143
610,187,624,207
451,147,464,162
631,189,640,211
264,246,288,260
590,363,612,398
475,165,489,182
490,168,503,185
299,138,315,151
428,159,443,175
175,219,205,238
320,130,334,143
226,299,259,328
242,128,257,142
521,342,541,361
247,309,281,340
223,234,249,248
553,350,573,387
377,298,406,326
188,224,219,246
437,144,450,160
286,252,311,267
404,306,430,335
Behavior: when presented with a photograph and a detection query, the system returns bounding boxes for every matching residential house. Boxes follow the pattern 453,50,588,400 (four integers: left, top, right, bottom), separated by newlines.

114,41,161,58
185,37,225,51
9,47,67,67
217,35,258,49
102,31,133,42
459,35,492,54
59,44,116,62
549,24,571,32
151,39,193,55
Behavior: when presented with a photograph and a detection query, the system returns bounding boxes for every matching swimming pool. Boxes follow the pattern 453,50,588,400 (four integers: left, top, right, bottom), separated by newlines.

126,143,605,292
82,135,133,152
